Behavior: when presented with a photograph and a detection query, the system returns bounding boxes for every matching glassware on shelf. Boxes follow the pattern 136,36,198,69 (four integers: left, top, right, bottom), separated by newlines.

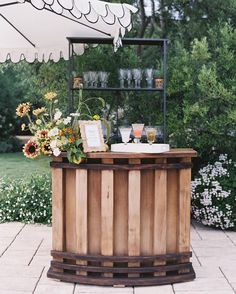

145,126,157,145
119,126,132,144
132,68,142,88
83,72,89,88
98,71,109,88
132,123,144,143
126,69,132,88
145,68,154,88
118,69,126,88
90,71,98,88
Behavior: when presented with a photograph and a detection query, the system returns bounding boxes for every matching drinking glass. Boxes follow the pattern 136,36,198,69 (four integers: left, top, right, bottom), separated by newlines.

119,126,132,144
118,69,126,88
132,123,144,143
145,126,157,145
83,72,89,88
126,69,132,88
132,68,142,88
145,68,154,88
90,71,98,88
99,71,109,88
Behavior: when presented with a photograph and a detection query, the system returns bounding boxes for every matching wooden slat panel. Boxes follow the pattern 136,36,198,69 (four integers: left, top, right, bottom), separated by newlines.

88,170,101,255
114,170,128,256
128,159,141,277
101,159,114,277
75,169,88,276
166,169,179,253
153,158,167,276
178,158,192,272
52,167,64,251
65,169,76,252
141,169,154,255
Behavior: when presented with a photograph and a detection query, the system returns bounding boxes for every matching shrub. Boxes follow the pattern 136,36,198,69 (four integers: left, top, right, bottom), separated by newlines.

0,174,51,224
191,154,236,230
0,137,22,153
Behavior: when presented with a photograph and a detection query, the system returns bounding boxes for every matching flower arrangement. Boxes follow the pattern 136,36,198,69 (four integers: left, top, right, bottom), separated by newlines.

191,154,236,230
16,88,109,164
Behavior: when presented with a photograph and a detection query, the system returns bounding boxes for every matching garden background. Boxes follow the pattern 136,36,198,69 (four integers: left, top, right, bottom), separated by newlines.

0,0,235,228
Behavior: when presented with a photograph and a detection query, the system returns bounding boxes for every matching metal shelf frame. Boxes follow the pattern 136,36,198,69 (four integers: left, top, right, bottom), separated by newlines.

67,37,168,142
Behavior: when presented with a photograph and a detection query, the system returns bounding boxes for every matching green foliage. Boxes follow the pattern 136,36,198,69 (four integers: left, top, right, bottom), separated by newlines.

0,137,21,153
192,154,236,230
0,174,51,224
167,23,236,160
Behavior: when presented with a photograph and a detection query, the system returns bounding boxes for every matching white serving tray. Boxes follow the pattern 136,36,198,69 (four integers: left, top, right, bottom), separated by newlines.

110,143,170,153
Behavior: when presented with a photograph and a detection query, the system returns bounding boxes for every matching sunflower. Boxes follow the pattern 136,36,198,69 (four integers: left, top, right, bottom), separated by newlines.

16,103,31,117
33,107,46,116
23,140,40,159
41,141,52,155
36,129,49,139
44,92,57,101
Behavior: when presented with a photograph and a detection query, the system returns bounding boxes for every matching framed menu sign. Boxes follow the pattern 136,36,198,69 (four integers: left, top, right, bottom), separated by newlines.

79,120,106,153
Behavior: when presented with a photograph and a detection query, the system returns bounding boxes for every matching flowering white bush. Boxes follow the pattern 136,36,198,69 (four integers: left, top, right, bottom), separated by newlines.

192,154,236,230
0,174,51,224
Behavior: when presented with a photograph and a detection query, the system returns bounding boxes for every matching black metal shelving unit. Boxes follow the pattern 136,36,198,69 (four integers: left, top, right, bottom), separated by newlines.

67,37,168,142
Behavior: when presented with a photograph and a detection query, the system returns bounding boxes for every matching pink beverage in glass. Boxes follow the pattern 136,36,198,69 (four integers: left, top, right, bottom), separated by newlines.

132,123,144,143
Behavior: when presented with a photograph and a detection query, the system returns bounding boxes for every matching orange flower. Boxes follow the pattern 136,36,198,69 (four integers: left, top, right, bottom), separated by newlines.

69,136,75,143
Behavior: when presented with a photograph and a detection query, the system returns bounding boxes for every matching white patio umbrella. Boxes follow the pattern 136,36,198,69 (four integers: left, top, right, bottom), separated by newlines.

0,0,137,63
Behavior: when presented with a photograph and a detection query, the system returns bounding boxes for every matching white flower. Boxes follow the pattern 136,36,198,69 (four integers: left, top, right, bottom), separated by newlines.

50,140,57,149
53,148,61,157
54,110,62,121
70,112,80,117
36,119,42,125
48,127,59,137
63,116,72,125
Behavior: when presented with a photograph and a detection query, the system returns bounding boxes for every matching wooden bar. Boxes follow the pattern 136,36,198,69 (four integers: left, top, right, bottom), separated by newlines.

51,156,64,273
178,158,192,273
128,159,141,278
48,150,196,286
75,169,88,276
101,159,114,277
153,158,167,276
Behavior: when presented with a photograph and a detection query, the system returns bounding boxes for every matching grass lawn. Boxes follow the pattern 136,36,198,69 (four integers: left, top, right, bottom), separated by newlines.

0,152,51,180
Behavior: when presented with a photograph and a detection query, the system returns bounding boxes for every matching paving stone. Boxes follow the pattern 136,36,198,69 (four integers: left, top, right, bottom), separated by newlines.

175,291,235,294
193,247,236,257
191,239,234,248
0,276,37,292
220,264,236,282
173,278,232,291
75,285,133,293
198,256,236,267
0,264,43,278
34,283,74,294
134,285,174,294
193,266,224,278
0,291,31,294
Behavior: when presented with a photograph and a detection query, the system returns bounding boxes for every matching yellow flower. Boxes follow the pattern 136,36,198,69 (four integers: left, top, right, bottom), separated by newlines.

23,140,40,159
33,107,46,116
21,123,26,131
36,129,49,139
93,114,100,120
41,141,52,155
44,92,57,101
16,103,31,117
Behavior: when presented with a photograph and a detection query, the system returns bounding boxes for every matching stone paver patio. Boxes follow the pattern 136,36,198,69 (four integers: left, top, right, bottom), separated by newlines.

0,221,235,294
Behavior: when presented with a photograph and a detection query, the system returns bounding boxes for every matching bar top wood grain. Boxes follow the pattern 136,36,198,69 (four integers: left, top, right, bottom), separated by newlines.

60,149,197,160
